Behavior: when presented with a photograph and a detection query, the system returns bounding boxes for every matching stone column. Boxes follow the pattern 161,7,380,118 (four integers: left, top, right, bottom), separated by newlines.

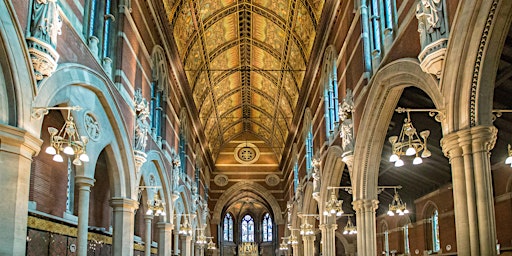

76,175,95,256
173,229,180,255
0,125,41,256
319,218,337,256
110,197,139,256
144,215,153,256
353,199,379,256
180,235,193,256
291,242,300,256
157,222,173,256
442,126,498,256
302,235,315,256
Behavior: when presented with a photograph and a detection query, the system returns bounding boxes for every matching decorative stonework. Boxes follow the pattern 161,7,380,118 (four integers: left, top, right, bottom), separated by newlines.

339,89,355,156
27,0,62,80
416,0,449,78
214,174,229,187
84,112,100,141
234,143,260,164
311,158,321,201
470,0,499,127
133,89,149,152
265,174,280,187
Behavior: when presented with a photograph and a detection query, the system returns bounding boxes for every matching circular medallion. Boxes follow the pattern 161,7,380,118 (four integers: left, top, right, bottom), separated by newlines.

214,174,229,187
265,174,280,187
84,112,100,141
234,143,260,164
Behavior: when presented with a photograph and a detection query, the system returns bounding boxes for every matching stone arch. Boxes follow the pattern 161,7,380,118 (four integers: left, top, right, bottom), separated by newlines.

0,0,36,129
352,58,443,201
139,150,173,222
32,64,136,198
318,146,345,214
442,0,512,130
421,200,439,219
334,231,354,255
301,181,317,215
212,181,283,224
151,45,170,94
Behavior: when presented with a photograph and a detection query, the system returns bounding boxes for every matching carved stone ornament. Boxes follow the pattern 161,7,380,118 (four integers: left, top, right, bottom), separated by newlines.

339,89,355,155
416,0,448,78
27,0,62,80
214,174,229,187
133,89,150,152
265,174,280,187
311,158,321,201
84,112,100,141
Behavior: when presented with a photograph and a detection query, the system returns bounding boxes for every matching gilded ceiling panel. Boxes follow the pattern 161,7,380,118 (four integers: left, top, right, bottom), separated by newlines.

251,72,278,97
197,0,236,21
252,13,286,54
217,92,241,118
293,1,316,60
278,96,293,126
282,73,299,109
213,73,241,100
204,113,217,136
209,46,240,81
223,122,243,142
193,73,209,109
184,40,204,86
251,93,274,119
308,0,325,23
199,93,213,124
204,13,238,53
252,47,281,80
252,122,272,143
220,108,242,129
253,0,290,21
173,4,195,58
289,41,306,88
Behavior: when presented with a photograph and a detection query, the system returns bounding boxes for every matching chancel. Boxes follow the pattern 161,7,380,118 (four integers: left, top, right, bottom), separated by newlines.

2,0,512,256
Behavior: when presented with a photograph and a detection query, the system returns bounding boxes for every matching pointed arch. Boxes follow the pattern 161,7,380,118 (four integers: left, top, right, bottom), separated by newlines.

211,181,283,224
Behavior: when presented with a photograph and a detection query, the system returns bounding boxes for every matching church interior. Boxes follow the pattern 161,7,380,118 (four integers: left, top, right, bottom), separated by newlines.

1,0,512,255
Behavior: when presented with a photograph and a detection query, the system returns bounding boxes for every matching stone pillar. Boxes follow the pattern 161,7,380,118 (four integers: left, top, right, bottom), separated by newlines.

173,230,180,255
319,218,337,256
181,235,193,256
111,197,139,256
0,125,41,256
441,126,498,256
353,199,379,256
76,176,95,256
144,215,153,256
157,222,173,256
291,242,300,256
302,235,315,256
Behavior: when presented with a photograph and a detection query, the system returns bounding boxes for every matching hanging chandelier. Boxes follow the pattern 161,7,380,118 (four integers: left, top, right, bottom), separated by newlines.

387,189,409,216
279,240,289,251
44,107,89,165
196,234,207,245
146,193,166,216
388,111,431,167
287,234,298,245
323,190,343,217
300,219,314,236
207,238,217,250
179,218,193,236
342,217,357,235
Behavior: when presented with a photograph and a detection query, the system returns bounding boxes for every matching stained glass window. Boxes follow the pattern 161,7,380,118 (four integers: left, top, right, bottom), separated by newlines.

241,214,254,242
262,213,272,242
223,213,233,242
403,224,410,254
305,126,313,175
323,48,339,137
432,210,440,252
293,161,299,192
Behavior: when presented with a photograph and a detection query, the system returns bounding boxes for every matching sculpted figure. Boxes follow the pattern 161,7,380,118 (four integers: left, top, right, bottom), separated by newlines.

30,0,62,47
134,89,150,152
339,89,355,153
416,0,446,48
312,158,321,200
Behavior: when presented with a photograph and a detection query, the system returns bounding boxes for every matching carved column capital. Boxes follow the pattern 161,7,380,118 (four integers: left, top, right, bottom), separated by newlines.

110,197,139,212
352,199,379,212
441,126,497,160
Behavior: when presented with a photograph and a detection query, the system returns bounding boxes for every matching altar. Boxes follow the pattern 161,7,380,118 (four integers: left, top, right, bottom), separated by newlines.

238,242,258,256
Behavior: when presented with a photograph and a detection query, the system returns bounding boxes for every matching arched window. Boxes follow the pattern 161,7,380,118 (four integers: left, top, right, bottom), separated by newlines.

403,224,410,255
241,214,254,242
262,213,272,242
179,109,188,176
305,126,313,174
86,0,117,62
432,210,440,252
223,213,233,242
149,47,168,146
293,161,299,192
322,46,339,137
382,223,389,256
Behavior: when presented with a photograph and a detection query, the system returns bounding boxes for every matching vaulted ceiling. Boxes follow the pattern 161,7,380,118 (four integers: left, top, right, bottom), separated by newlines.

163,0,325,160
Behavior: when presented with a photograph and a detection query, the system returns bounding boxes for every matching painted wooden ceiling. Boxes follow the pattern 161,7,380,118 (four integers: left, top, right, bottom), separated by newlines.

164,0,325,159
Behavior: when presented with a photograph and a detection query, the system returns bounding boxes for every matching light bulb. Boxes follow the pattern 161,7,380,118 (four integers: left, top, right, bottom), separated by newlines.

72,158,82,166
399,211,405,216
161,211,166,216
323,210,329,216
506,156,512,165
421,149,432,158
343,230,348,235
336,211,343,216
387,210,394,216
45,146,57,155
405,146,416,156
389,153,399,162
63,145,75,155
80,153,89,162
413,156,423,165
156,209,162,215
53,154,64,162
146,209,153,215
330,209,336,214
404,209,409,214
395,159,404,167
